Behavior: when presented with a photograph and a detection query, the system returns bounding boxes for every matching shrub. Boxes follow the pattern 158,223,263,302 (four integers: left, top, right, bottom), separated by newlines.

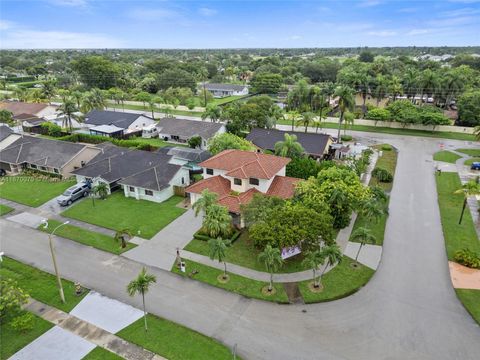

40,122,62,137
366,108,391,122
381,144,392,151
341,135,353,142
10,313,34,333
372,167,393,182
454,249,480,269
193,228,241,243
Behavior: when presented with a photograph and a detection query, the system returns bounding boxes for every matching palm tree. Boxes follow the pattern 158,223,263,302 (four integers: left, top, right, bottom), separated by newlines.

203,204,232,238
297,112,315,133
302,250,326,288
208,237,229,280
389,76,403,102
454,180,480,224
374,75,389,106
402,68,418,103
258,245,283,292
192,189,218,218
14,87,29,102
287,110,300,131
419,69,439,105
441,72,464,109
57,98,78,131
274,133,304,158
333,85,355,143
350,227,377,263
320,243,342,278
127,267,157,331
82,88,106,113
201,104,222,123
93,182,109,200
71,90,83,109
114,229,132,248
359,199,386,223
42,80,56,104
148,98,157,119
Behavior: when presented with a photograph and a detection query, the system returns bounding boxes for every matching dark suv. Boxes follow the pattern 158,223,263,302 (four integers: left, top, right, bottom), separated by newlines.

471,162,480,171
57,183,90,206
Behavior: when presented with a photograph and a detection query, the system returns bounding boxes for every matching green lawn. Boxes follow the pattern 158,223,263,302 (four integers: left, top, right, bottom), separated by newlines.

455,289,480,325
172,259,289,303
82,347,123,360
456,148,480,157
0,176,75,207
0,204,14,216
298,256,375,303
38,219,136,254
0,312,53,360
117,314,234,360
370,145,398,192
433,150,462,164
62,193,186,239
464,157,480,166
275,121,477,141
109,103,203,118
184,231,308,273
350,207,388,246
0,257,88,313
435,173,479,260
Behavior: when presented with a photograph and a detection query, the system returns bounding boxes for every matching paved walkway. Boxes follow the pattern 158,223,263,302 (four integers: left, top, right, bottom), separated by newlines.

343,242,383,270
22,299,166,360
123,209,202,270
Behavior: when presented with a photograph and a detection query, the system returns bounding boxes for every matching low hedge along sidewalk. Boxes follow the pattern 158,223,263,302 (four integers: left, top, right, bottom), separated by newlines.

193,229,242,243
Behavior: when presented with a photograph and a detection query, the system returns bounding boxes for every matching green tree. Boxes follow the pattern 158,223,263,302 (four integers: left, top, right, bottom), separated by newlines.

454,180,480,225
192,189,218,218
42,80,56,104
82,88,106,113
58,98,79,131
0,109,14,125
457,90,480,127
274,133,304,158
258,245,283,292
333,85,355,142
240,194,285,227
0,279,29,318
203,204,232,238
320,243,342,278
297,112,315,133
350,227,377,263
127,267,157,331
135,91,151,110
114,229,132,249
157,68,196,92
208,237,229,280
475,126,480,141
71,56,120,89
93,182,109,200
250,73,283,94
207,133,255,155
286,157,334,180
302,250,326,288
202,104,222,123
188,135,202,149
359,50,375,63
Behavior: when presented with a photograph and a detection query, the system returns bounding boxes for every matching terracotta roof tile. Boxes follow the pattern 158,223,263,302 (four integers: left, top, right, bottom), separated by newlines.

218,188,260,214
186,175,231,196
266,176,301,199
0,101,51,116
200,150,290,180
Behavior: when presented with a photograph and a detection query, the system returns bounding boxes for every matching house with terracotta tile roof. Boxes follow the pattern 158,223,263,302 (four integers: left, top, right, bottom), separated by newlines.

186,149,301,226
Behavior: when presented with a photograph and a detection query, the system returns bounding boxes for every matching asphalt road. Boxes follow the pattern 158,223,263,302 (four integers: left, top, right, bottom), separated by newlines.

2,131,479,360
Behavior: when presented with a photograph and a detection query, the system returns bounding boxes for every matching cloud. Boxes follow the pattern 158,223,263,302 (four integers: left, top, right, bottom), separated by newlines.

198,7,217,16
366,30,397,36
286,35,302,40
427,15,478,26
407,28,435,36
129,8,180,21
439,7,480,17
397,7,418,13
0,20,15,30
358,0,382,8
48,0,88,7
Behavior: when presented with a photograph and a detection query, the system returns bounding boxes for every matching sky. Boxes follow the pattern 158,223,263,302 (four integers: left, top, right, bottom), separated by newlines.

0,0,479,49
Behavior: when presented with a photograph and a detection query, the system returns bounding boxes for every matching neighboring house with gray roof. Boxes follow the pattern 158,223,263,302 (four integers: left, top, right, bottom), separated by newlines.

156,118,225,149
0,135,100,177
246,128,334,159
84,110,155,137
201,83,249,97
73,143,189,203
165,147,212,172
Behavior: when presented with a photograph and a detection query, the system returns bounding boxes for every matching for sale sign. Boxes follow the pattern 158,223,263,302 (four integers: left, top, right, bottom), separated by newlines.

281,245,301,260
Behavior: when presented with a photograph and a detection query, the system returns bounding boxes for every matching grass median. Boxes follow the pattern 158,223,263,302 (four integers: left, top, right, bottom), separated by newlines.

38,219,136,254
117,314,235,360
172,259,289,303
456,148,480,157
455,289,480,325
433,150,462,164
83,347,123,360
0,204,14,216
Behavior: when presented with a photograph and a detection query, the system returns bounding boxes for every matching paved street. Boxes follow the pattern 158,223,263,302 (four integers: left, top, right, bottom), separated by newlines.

1,130,480,360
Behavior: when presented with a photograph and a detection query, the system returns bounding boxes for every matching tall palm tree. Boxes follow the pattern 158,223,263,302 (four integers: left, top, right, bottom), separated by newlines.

350,227,377,263
148,98,157,119
320,243,342,278
274,133,304,158
201,104,222,123
359,198,386,223
82,88,107,113
57,98,78,131
42,80,56,104
402,68,418,103
192,189,218,218
287,110,301,131
297,112,315,133
203,204,232,238
419,69,439,105
441,72,464,109
333,85,355,143
258,245,283,292
302,250,326,288
71,90,83,109
389,76,403,102
208,237,229,280
374,75,389,106
127,267,157,331
14,87,29,102
454,180,480,224
114,229,132,249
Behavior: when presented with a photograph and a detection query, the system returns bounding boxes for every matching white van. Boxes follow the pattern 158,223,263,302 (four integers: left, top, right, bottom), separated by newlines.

142,124,158,138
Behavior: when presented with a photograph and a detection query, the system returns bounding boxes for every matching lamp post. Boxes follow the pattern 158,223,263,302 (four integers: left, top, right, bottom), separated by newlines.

42,219,69,303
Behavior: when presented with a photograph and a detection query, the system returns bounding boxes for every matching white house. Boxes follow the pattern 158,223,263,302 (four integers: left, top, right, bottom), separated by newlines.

202,83,249,98
84,110,155,137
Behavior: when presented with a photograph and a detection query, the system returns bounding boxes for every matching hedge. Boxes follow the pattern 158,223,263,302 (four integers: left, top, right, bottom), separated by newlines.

193,229,242,244
57,133,159,151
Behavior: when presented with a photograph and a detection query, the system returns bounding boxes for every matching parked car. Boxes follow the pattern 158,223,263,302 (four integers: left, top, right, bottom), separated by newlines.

0,169,6,176
57,183,90,206
471,162,480,171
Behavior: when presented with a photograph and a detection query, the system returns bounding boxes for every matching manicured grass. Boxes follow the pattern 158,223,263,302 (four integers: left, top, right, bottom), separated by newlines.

298,256,374,303
184,231,308,273
275,121,477,141
456,148,480,157
109,103,203,118
433,150,462,164
0,257,88,313
455,289,480,325
83,347,123,360
62,193,186,239
435,173,479,260
350,208,388,246
0,312,53,360
0,176,75,207
0,204,14,215
117,314,235,360
172,259,289,303
370,145,398,192
464,157,480,166
38,219,135,254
